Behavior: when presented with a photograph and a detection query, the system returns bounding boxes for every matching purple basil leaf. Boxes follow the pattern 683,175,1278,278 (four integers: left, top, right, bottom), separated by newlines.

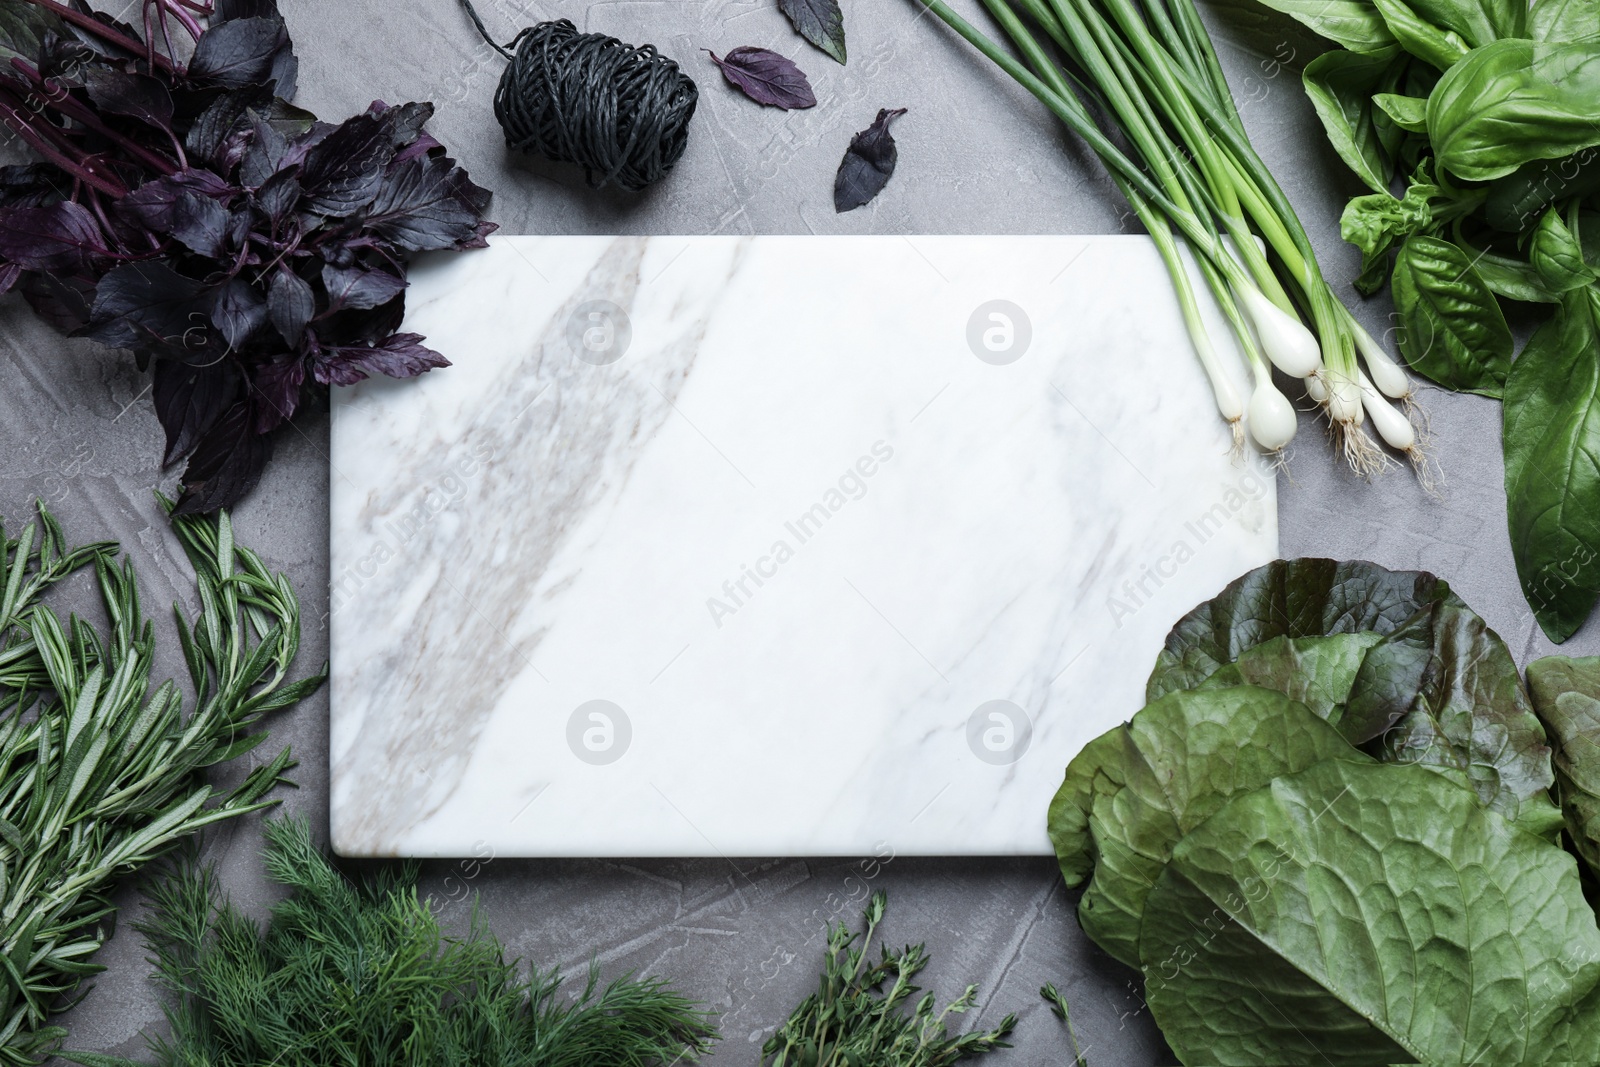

322,264,405,311
212,277,267,349
298,112,395,217
60,3,142,61
368,100,434,149
0,2,58,65
168,192,231,257
0,164,66,209
0,201,106,272
254,169,301,224
189,16,293,91
119,170,233,231
249,355,304,432
85,262,214,354
187,89,266,168
172,400,273,515
240,114,289,188
19,272,94,332
707,47,816,109
778,0,846,64
362,153,496,252
152,359,239,465
312,332,448,386
834,108,906,213
0,263,19,294
82,68,175,131
267,268,313,345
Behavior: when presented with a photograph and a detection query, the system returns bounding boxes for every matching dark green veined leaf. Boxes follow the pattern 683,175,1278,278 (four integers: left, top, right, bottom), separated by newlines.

1372,0,1471,70
1505,291,1600,642
1302,48,1409,193
1431,39,1600,182
1532,0,1600,41
1055,687,1358,968
1247,0,1396,51
1372,91,1427,131
1391,235,1513,395
1196,633,1384,724
1147,558,1450,700
1485,154,1600,233
0,0,61,63
1532,208,1600,292
777,0,846,63
1142,760,1600,1067
1463,240,1562,302
1528,655,1600,877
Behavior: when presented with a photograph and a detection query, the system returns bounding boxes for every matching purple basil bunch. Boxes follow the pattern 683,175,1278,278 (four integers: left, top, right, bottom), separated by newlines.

0,0,495,511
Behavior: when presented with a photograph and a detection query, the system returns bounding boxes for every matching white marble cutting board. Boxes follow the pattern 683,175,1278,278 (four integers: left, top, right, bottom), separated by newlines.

328,235,1277,858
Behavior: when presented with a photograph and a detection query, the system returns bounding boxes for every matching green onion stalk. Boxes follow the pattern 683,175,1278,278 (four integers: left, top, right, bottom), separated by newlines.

920,0,1427,478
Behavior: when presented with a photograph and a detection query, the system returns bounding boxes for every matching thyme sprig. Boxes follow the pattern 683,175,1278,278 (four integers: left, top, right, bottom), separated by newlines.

763,892,1018,1067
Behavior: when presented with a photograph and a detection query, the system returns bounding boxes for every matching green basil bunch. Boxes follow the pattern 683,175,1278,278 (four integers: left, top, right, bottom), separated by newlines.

1260,0,1600,640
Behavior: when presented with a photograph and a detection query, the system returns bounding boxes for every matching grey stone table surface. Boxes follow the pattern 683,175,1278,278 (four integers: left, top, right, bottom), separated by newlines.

2,0,1591,1063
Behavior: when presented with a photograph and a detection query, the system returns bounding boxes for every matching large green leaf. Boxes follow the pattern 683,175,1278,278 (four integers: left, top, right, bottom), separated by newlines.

1504,289,1600,642
1528,655,1600,877
1247,0,1397,52
1531,207,1600,292
1196,633,1384,725
1302,48,1409,194
1485,153,1600,234
1430,39,1600,182
1141,760,1600,1066
1148,558,1552,813
1390,234,1513,396
1147,559,1449,699
1372,0,1472,70
1054,687,1358,968
0,0,60,63
1532,0,1600,41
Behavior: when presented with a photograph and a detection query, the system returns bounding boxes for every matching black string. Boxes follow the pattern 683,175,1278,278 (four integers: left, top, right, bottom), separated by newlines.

458,1,698,192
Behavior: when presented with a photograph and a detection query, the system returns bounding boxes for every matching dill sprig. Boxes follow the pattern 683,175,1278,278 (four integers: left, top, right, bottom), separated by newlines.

763,891,1018,1067
0,501,322,1064
62,817,717,1067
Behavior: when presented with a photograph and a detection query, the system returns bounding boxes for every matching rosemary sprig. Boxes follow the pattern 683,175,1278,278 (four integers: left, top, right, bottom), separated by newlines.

0,500,323,1064
763,892,1018,1067
61,817,717,1067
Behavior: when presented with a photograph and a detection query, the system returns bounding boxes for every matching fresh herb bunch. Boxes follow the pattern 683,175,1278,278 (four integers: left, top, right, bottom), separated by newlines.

917,0,1428,479
1050,557,1600,1063
1253,0,1600,641
763,892,1017,1067
0,499,321,1064
0,0,494,513
61,817,716,1067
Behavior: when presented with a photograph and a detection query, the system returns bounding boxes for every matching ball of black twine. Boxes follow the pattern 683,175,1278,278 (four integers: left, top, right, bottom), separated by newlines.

459,1,698,192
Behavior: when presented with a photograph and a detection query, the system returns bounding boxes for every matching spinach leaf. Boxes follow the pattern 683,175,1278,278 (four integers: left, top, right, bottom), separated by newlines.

1430,39,1600,182
1246,0,1397,52
1504,290,1600,642
1391,235,1514,395
1050,686,1358,967
1532,0,1600,42
1302,48,1409,194
1141,760,1600,1066
1196,633,1385,723
1532,207,1600,292
1527,655,1600,878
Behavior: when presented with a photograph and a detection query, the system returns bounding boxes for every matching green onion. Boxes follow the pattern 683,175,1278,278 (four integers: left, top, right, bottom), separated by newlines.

919,0,1431,478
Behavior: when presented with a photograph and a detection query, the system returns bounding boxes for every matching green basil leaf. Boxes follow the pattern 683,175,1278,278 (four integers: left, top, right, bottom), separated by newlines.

1532,208,1600,291
1431,39,1600,182
1054,686,1359,968
1372,90,1429,131
1391,234,1513,395
1470,244,1563,302
1141,760,1600,1066
1247,0,1398,51
1340,179,1443,267
1372,0,1473,70
1303,48,1408,193
1527,655,1600,878
1485,152,1600,233
1532,0,1600,41
1504,290,1600,642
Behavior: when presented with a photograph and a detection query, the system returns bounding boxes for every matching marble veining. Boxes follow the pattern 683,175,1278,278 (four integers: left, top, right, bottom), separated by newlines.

329,235,1277,857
